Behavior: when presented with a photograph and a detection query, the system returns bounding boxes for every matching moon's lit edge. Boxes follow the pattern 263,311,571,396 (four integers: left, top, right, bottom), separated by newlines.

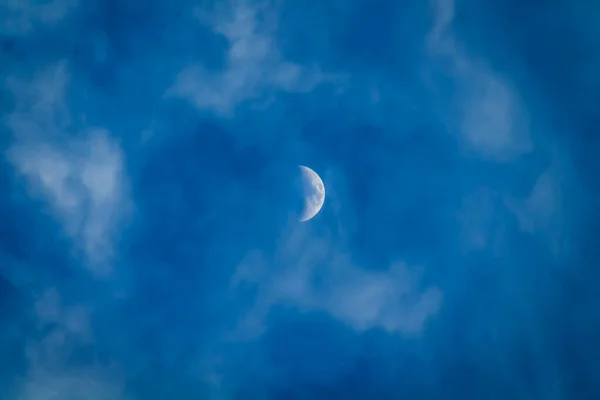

298,165,325,222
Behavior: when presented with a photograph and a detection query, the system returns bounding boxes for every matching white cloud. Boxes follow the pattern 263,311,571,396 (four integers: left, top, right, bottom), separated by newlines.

230,223,442,338
15,289,125,400
167,1,333,115
4,63,130,276
1,0,78,36
427,0,532,161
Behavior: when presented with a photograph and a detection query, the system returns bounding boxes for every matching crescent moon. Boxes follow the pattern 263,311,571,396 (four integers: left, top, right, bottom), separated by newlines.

298,165,325,222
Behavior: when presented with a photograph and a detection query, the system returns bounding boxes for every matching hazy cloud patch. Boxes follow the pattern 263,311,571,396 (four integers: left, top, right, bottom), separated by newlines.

167,1,335,115
230,222,442,339
4,63,131,276
15,289,125,400
1,0,78,36
504,160,574,258
427,0,532,161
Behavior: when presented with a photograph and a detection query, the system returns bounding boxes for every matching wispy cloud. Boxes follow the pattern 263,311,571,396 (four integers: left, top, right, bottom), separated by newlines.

506,168,560,235
1,0,78,36
167,1,334,115
504,157,576,258
230,221,442,339
427,0,562,255
427,0,532,161
4,63,130,276
16,289,124,400
456,187,509,255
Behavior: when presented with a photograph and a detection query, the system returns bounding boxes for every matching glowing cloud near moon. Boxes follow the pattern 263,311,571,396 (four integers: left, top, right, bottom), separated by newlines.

298,165,325,222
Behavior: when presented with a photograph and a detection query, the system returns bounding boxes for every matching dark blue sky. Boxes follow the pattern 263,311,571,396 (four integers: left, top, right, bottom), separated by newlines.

1,0,599,399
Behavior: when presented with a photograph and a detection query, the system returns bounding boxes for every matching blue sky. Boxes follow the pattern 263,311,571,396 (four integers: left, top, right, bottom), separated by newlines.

1,0,599,398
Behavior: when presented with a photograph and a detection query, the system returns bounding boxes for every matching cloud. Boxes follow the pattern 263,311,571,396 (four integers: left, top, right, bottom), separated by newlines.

504,160,574,258
4,63,130,276
427,1,580,260
167,1,334,115
15,289,125,400
456,187,510,254
427,0,532,161
324,262,443,333
230,222,442,339
1,0,78,36
506,169,560,235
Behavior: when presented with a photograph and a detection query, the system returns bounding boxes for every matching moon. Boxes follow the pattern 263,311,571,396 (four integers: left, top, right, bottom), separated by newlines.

298,165,325,222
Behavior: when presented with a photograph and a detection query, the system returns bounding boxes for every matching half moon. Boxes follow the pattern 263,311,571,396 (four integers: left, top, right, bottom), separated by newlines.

298,165,325,222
